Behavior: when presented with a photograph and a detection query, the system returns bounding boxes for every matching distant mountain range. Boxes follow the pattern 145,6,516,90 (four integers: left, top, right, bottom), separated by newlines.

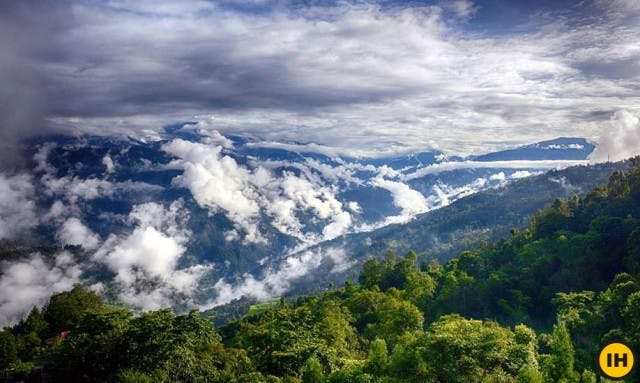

0,126,607,323
471,137,594,161
283,160,626,296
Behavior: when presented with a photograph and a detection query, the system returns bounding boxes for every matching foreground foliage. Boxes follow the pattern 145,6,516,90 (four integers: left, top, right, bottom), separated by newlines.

2,158,640,382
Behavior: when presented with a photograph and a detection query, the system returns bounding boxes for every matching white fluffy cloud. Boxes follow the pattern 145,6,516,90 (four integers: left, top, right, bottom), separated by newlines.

371,176,429,224
322,212,353,241
277,174,344,220
430,178,489,208
590,110,640,162
0,173,37,239
0,252,82,326
489,172,506,181
93,200,208,310
57,217,101,250
260,171,353,242
180,121,234,148
100,226,186,290
102,154,115,174
512,170,534,179
163,139,264,243
164,138,355,244
207,246,348,307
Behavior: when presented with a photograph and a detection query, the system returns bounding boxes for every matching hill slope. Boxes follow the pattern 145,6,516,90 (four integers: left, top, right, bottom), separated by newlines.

283,161,628,296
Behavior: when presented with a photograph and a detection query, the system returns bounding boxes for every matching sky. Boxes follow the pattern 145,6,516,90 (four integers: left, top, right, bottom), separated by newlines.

1,0,640,164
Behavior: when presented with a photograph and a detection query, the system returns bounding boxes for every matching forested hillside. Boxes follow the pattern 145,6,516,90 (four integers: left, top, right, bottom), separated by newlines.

2,158,640,382
282,161,626,300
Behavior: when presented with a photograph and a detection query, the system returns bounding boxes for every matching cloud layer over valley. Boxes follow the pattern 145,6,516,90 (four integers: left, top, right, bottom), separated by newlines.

0,129,596,324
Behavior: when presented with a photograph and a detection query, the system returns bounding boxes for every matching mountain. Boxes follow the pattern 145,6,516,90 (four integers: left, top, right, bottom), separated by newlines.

233,160,629,302
3,158,640,382
0,127,599,323
471,137,595,161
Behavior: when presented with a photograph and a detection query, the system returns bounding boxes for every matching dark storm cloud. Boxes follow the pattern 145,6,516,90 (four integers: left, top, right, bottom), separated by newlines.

1,0,640,160
40,2,405,114
0,1,75,168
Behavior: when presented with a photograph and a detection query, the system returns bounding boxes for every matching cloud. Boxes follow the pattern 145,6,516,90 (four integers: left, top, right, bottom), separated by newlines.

347,201,362,213
277,174,343,220
304,159,361,185
100,226,184,286
404,159,588,180
33,143,57,174
57,217,101,251
512,170,534,179
102,154,115,174
0,173,37,239
163,138,265,243
325,247,355,274
0,251,82,326
489,172,506,181
430,178,489,207
207,246,348,307
127,201,189,240
0,1,67,169
93,200,208,311
544,144,585,150
180,120,234,148
322,211,353,241
164,137,355,243
442,0,477,19
357,169,544,233
589,110,640,162
371,176,429,224
602,0,640,14
258,170,354,242
33,141,158,198
2,0,638,159
40,175,163,204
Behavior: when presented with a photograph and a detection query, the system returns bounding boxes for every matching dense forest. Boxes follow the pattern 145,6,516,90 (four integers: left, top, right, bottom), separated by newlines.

2,158,640,382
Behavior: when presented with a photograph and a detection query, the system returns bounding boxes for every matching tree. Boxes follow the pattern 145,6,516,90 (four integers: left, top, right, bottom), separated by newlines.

364,338,388,376
517,366,543,383
14,307,47,336
43,284,104,334
579,370,596,383
125,309,223,381
302,356,324,383
389,315,532,383
544,322,578,383
117,370,153,383
0,329,17,372
510,324,539,371
359,260,381,290
626,227,640,275
401,269,436,311
318,300,356,355
47,308,133,382
360,295,423,348
12,306,47,362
